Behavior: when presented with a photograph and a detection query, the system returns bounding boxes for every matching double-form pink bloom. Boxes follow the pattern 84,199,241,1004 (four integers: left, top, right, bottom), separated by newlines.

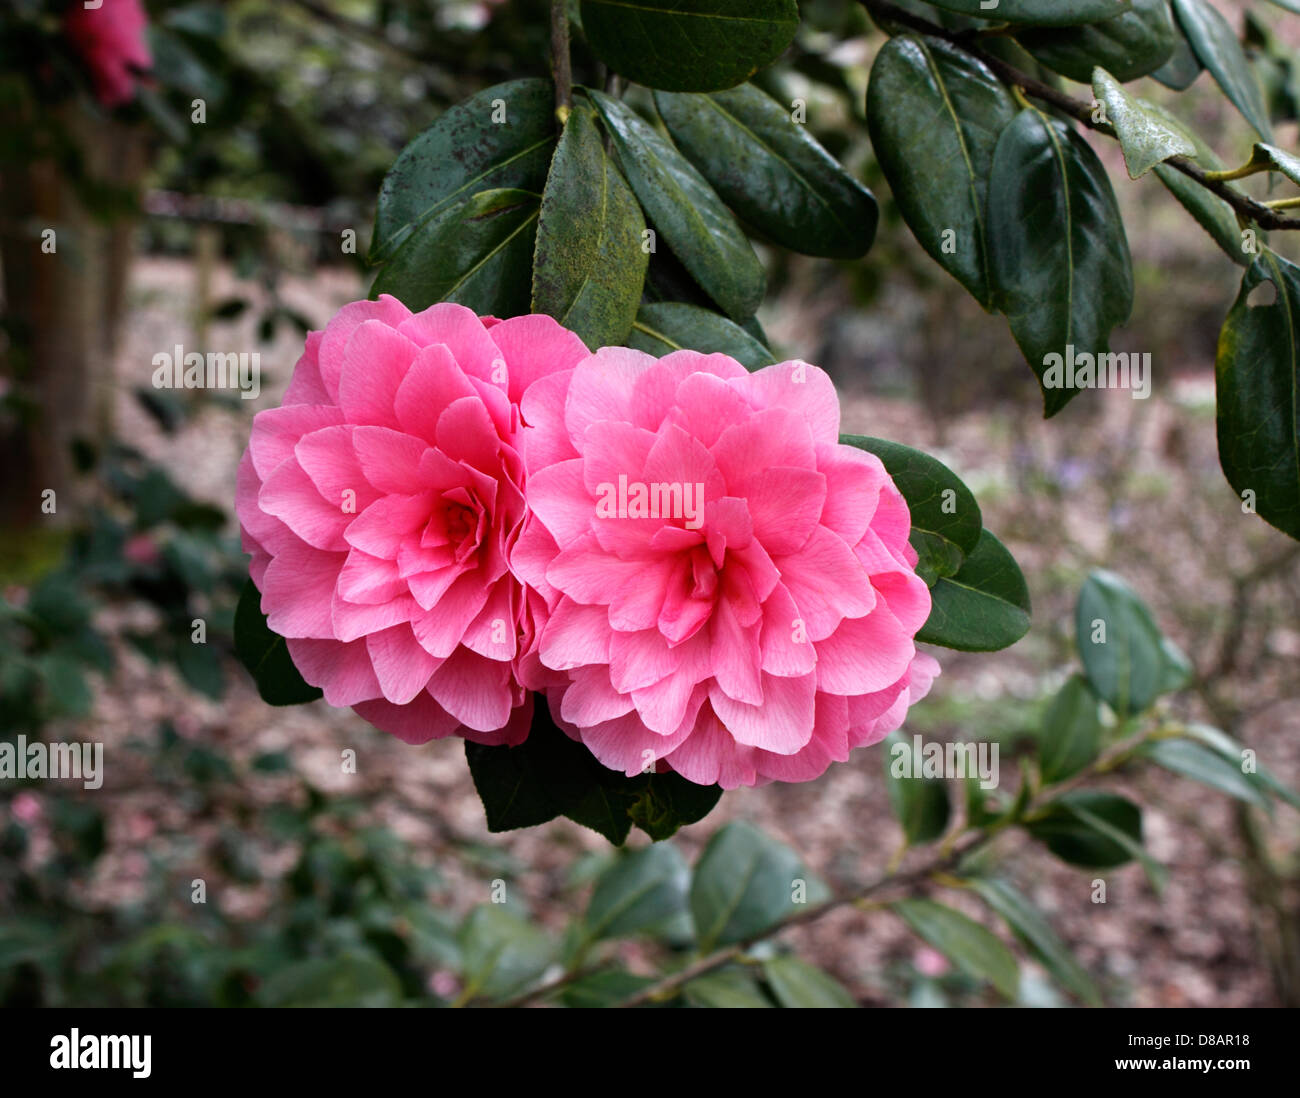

235,297,588,745
237,303,937,787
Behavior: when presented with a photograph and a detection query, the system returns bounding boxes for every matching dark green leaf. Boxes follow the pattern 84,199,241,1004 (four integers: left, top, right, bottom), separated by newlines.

233,578,322,706
987,108,1134,417
369,188,539,315
532,105,648,349
1025,791,1149,872
1242,141,1300,187
586,90,765,320
458,905,553,1000
1151,16,1203,89
1171,0,1271,139
579,0,799,93
561,968,657,1007
842,435,983,582
683,968,773,1007
965,877,1102,1006
1038,674,1102,783
1144,100,1248,265
37,653,92,717
655,84,878,258
175,641,224,701
1075,569,1190,717
465,699,722,843
1092,67,1195,178
917,529,1031,651
762,955,857,1007
628,769,724,841
892,898,1019,1000
370,78,554,262
690,821,807,950
883,730,952,843
584,843,690,941
627,302,776,369
257,951,401,1007
1069,800,1167,890
867,35,1017,310
1216,251,1300,541
148,27,227,103
1018,0,1177,83
463,726,564,835
927,0,1129,24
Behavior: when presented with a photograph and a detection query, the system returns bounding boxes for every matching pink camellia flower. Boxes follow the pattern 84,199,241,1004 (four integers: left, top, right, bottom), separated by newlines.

235,296,589,745
122,532,160,566
63,0,153,109
513,348,939,789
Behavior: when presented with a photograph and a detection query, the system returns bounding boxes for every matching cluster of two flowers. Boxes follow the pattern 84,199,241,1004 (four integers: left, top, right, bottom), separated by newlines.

235,296,938,790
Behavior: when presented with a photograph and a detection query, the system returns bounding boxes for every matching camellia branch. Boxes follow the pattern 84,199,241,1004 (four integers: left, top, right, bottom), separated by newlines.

855,0,1300,232
613,830,992,1008
611,723,1163,1009
551,0,573,117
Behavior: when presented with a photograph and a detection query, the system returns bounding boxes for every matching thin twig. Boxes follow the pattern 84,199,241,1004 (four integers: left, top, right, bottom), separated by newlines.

611,721,1166,1008
550,0,573,116
855,0,1300,232
613,830,991,1007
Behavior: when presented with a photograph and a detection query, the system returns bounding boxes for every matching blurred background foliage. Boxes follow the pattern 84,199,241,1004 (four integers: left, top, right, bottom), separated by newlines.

2,0,1300,1007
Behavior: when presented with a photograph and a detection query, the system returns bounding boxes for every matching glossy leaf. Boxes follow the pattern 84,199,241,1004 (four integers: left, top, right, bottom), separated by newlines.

762,955,857,1007
655,84,878,259
690,821,807,950
584,843,690,941
257,951,401,1007
458,906,553,1000
683,968,773,1007
1139,739,1265,805
1143,99,1247,265
369,188,539,314
1092,67,1195,179
987,108,1134,417
1151,17,1203,90
1171,0,1271,139
233,578,322,706
579,0,799,94
1038,674,1103,783
928,0,1128,24
1242,142,1300,187
917,530,1031,652
883,730,952,843
1216,252,1300,541
627,302,776,369
1025,791,1147,871
1179,723,1300,810
867,35,1016,310
1075,570,1190,717
561,968,656,1007
465,699,722,843
532,105,648,350
370,78,554,262
586,90,765,321
841,434,983,584
1018,0,1177,83
892,898,1019,1000
965,877,1102,1006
